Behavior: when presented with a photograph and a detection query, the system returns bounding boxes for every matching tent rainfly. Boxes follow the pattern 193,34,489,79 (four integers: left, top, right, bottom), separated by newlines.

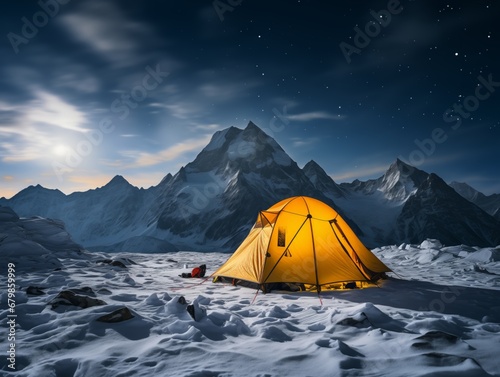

213,196,391,293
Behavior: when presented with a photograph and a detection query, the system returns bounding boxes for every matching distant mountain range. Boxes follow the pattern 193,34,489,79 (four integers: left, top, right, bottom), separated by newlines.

449,181,500,221
1,122,499,251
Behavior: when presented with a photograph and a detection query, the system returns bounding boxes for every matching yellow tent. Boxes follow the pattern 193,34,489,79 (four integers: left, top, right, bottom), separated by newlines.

213,196,391,292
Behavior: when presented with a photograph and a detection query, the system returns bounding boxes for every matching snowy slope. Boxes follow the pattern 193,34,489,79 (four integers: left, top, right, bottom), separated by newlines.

1,239,499,376
0,206,85,273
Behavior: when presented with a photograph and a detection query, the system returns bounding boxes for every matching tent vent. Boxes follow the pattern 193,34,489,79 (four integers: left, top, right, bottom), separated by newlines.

277,227,286,247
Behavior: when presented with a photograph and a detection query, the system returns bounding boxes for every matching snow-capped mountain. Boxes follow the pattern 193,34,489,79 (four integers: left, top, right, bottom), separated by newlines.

0,122,348,251
306,159,500,247
1,175,160,249
151,122,349,250
450,181,500,221
341,159,429,202
2,122,499,251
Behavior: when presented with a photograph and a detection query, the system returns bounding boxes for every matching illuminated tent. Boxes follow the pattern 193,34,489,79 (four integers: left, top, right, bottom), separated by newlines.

213,196,391,292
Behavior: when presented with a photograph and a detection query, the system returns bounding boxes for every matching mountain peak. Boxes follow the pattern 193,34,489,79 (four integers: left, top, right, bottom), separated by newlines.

202,127,241,153
303,160,331,182
304,160,322,170
245,121,260,131
386,159,427,182
12,184,65,200
188,121,293,173
390,158,415,173
242,121,273,140
376,160,429,202
106,175,131,187
303,160,345,198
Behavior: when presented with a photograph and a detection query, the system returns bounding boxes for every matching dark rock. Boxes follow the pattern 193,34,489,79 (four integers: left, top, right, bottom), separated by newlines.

474,264,495,275
415,330,459,343
187,304,195,320
122,258,137,265
49,290,106,310
97,259,127,269
186,300,206,321
96,307,134,323
336,313,370,327
177,296,187,305
422,352,470,367
97,288,113,295
26,286,46,295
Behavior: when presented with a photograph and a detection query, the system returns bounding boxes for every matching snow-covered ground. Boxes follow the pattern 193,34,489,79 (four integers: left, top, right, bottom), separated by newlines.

1,240,500,377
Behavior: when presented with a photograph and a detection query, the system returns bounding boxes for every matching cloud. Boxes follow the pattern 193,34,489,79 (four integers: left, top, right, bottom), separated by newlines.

55,72,100,94
191,123,225,132
26,90,88,133
198,81,260,102
59,2,155,68
287,111,346,122
159,102,207,120
199,83,238,101
122,136,212,168
0,89,88,134
291,137,320,147
3,176,14,181
0,89,89,162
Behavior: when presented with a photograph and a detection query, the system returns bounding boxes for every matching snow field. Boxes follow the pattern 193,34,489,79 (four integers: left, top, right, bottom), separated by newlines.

1,241,500,376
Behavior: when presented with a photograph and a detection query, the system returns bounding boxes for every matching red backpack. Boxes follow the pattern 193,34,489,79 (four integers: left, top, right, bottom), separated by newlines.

191,264,206,278
191,267,201,278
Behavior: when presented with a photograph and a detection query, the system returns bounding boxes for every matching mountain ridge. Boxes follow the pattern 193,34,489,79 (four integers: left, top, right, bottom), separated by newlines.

450,181,500,221
1,122,499,251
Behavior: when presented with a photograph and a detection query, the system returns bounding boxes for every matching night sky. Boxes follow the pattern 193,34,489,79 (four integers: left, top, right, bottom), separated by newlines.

1,0,499,198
